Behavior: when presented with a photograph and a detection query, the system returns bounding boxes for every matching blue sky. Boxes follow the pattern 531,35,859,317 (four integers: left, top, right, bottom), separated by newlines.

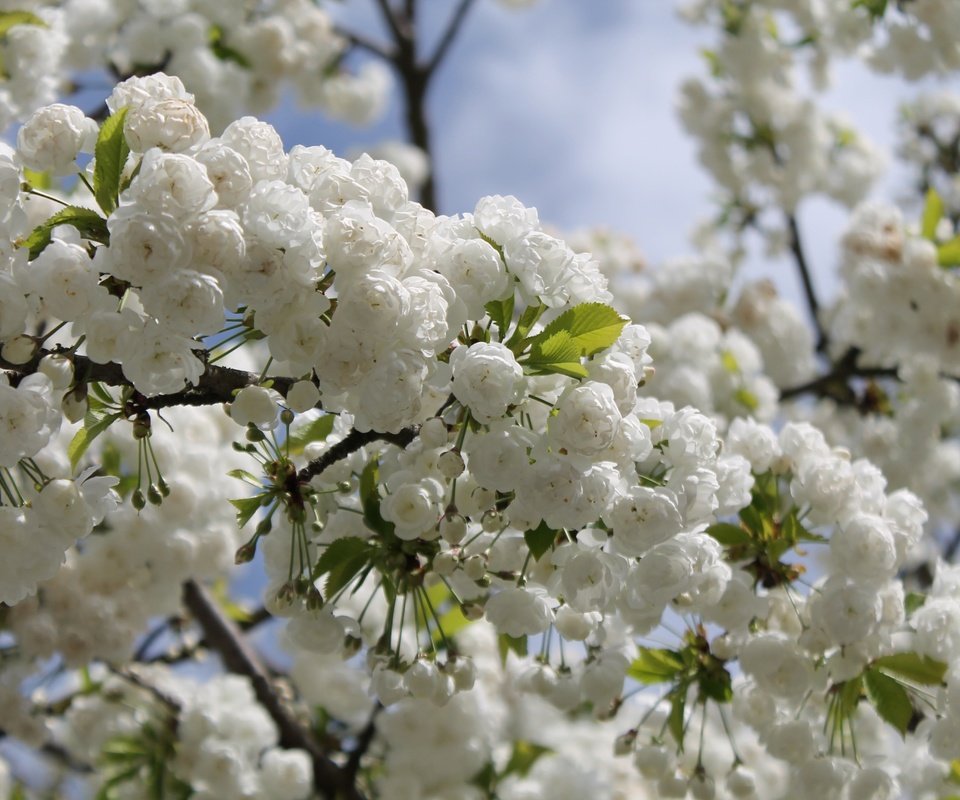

269,0,959,312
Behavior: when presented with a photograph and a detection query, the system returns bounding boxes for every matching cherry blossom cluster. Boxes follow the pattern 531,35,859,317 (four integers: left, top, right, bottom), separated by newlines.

55,668,313,799
0,1,389,134
677,0,886,245
2,2,960,798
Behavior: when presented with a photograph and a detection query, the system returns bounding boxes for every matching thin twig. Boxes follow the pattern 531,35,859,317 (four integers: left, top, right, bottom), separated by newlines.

133,618,176,662
427,0,477,74
779,347,894,402
337,27,395,60
182,580,366,800
344,704,382,784
0,729,92,774
785,212,828,353
373,0,405,43
297,426,418,484
0,346,297,408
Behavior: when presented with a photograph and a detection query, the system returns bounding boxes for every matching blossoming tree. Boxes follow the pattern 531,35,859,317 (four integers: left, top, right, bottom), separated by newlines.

1,0,960,798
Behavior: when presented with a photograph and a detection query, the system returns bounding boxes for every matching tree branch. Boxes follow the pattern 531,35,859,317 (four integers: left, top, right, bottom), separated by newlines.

0,729,92,774
778,347,897,403
427,0,477,75
1,346,298,409
373,0,405,43
297,426,418,484
785,212,828,353
182,580,366,800
344,704,382,785
337,27,395,61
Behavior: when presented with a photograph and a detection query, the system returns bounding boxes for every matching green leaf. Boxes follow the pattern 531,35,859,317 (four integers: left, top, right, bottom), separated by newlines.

667,687,686,750
67,412,121,472
229,495,263,529
208,25,252,68
698,663,733,703
939,237,960,268
873,652,947,686
23,168,51,189
951,759,960,785
286,414,334,456
628,648,684,684
529,302,627,359
522,329,589,379
733,387,758,411
18,206,109,260
313,536,373,599
922,188,943,241
0,11,46,37
88,382,115,405
904,592,926,616
485,294,515,337
226,468,261,484
502,741,552,778
523,521,557,561
212,579,256,624
94,107,130,216
504,301,546,352
838,675,864,718
705,522,752,547
359,458,395,537
498,633,527,665
788,510,826,543
738,505,766,538
434,603,473,644
720,350,739,373
864,668,913,736
852,0,888,20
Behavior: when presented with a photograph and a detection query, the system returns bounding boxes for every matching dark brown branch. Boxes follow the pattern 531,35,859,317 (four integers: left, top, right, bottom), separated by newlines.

338,27,395,60
944,528,960,563
427,0,477,75
373,0,405,43
1,346,297,409
182,580,365,800
786,212,828,353
297,426,418,484
110,666,183,712
344,704,382,784
778,348,897,401
0,729,92,774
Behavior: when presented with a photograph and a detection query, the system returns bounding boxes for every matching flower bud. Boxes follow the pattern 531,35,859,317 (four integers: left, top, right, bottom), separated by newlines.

463,554,486,581
235,541,257,564
419,417,448,448
306,589,324,611
132,414,151,440
690,773,716,800
62,386,87,424
39,354,74,389
433,551,458,577
481,510,502,532
443,658,476,692
437,449,465,479
440,514,467,545
1,335,37,365
613,729,637,756
634,745,671,780
286,380,320,413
